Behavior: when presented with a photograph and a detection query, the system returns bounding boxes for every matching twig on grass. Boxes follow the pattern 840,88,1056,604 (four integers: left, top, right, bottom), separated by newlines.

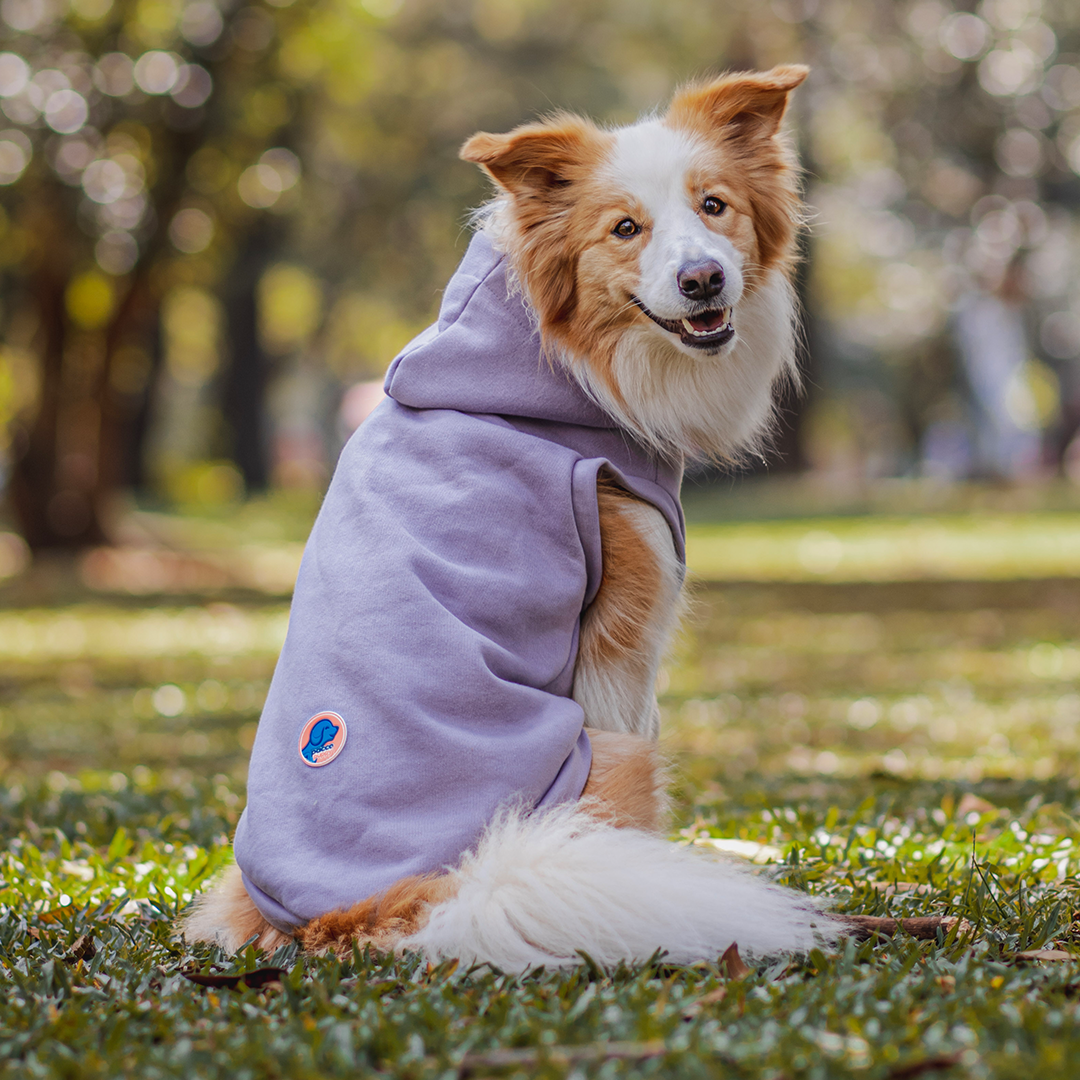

841,915,972,941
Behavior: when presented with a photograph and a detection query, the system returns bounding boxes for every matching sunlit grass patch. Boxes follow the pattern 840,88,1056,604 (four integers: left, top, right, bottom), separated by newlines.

686,513,1080,582
0,604,290,663
4,524,1080,1074
0,603,285,778
663,582,1080,788
3,774,1080,1078
0,826,217,924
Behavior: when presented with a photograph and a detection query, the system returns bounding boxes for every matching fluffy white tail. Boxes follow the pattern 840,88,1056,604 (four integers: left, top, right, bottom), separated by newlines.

401,806,839,972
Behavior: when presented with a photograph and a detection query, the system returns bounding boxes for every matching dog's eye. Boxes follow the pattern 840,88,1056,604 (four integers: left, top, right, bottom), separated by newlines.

702,197,727,216
612,218,640,238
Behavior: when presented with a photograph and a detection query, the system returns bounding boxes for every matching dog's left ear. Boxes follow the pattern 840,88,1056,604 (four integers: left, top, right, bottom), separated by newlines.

666,65,809,143
460,115,606,198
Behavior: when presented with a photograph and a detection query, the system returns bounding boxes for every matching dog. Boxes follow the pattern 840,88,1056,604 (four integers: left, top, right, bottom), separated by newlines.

183,64,853,971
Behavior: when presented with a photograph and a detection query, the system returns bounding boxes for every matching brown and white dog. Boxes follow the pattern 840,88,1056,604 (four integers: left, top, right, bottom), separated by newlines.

184,66,867,970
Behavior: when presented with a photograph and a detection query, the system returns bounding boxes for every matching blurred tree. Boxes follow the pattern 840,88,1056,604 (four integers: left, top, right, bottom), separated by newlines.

0,0,779,550
0,0,393,548
231,0,1080,483
794,0,1080,482
7,0,1080,552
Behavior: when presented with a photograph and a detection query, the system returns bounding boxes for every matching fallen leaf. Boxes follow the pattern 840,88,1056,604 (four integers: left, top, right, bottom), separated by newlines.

182,967,285,990
719,942,752,980
1014,949,1073,962
35,908,72,925
63,934,96,965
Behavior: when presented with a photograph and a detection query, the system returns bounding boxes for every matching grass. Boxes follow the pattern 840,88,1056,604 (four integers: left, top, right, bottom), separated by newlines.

685,513,1080,582
4,500,1080,1077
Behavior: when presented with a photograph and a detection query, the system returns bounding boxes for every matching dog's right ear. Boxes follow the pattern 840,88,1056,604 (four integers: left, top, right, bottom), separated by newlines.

666,65,809,145
460,116,607,198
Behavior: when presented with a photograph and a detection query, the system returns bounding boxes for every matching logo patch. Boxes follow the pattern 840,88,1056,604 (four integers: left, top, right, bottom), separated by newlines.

298,711,347,767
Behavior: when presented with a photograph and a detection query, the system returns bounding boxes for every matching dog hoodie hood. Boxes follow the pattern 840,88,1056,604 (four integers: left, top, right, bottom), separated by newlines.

233,232,686,932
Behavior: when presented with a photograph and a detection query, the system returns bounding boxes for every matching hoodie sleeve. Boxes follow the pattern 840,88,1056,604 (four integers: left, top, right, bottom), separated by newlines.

233,399,594,929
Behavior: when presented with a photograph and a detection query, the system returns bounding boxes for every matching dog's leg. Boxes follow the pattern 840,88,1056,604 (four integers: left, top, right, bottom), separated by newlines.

299,873,459,957
180,863,293,954
573,474,684,739
182,862,460,959
580,728,669,832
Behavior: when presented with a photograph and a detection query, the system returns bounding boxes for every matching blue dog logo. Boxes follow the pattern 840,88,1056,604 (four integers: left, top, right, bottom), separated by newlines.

298,711,348,767
301,718,339,761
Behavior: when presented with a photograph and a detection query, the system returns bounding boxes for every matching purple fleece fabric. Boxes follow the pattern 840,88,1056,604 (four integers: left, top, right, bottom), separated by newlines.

233,232,686,932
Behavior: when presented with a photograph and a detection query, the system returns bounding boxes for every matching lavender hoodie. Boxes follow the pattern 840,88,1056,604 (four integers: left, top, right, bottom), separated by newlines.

233,233,686,932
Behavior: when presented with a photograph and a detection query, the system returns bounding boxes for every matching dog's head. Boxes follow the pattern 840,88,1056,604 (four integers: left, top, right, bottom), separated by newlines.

461,66,808,460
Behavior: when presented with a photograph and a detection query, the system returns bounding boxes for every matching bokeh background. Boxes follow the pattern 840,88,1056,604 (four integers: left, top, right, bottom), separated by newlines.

4,0,1080,787
6,11,1080,1066
1,0,1080,561
1,1,1080,927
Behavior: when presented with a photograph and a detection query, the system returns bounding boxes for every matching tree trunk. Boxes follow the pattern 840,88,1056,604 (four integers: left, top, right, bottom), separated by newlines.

7,224,156,550
223,224,277,493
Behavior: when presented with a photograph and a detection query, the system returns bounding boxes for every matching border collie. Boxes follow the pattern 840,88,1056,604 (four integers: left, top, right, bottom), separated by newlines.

183,65,857,971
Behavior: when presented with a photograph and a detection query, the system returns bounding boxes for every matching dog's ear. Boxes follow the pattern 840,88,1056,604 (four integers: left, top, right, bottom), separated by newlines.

460,116,605,198
666,65,808,143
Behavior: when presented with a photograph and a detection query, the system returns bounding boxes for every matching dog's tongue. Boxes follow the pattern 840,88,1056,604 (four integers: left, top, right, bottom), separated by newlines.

688,310,726,332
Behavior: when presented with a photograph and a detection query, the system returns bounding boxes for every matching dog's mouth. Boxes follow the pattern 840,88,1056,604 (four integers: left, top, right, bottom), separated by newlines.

631,297,735,351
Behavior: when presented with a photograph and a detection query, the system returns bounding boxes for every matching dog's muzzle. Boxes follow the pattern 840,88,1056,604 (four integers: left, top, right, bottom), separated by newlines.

631,297,735,351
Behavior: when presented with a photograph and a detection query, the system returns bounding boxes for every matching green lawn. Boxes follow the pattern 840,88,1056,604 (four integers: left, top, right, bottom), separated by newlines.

685,514,1080,582
3,506,1080,1077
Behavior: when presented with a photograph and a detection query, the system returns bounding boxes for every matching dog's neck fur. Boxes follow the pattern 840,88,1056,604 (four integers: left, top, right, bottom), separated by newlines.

552,265,796,464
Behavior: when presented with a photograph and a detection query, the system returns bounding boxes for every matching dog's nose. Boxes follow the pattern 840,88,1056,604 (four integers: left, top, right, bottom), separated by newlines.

677,260,725,301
